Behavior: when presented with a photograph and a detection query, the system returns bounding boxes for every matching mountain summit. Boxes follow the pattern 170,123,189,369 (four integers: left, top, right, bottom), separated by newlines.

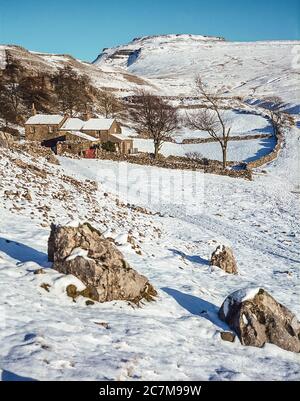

93,33,225,67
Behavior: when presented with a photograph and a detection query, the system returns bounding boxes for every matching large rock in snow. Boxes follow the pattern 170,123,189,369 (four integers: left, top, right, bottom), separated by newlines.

48,222,157,304
210,245,238,275
219,288,300,353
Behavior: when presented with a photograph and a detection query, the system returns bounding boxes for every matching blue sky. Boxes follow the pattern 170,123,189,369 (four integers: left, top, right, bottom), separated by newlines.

0,0,299,61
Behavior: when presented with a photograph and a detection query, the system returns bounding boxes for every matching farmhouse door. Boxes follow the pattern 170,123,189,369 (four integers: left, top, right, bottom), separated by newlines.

85,148,96,159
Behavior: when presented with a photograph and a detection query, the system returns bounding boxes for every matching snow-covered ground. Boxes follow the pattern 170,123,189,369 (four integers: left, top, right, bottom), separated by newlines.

133,136,276,162
173,110,273,141
0,120,299,380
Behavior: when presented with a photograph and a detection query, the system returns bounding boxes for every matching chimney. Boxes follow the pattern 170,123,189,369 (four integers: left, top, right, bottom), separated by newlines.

83,106,92,121
82,111,91,121
32,103,37,116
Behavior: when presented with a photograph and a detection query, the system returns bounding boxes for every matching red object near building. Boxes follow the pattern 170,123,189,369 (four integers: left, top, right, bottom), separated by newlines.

85,148,96,159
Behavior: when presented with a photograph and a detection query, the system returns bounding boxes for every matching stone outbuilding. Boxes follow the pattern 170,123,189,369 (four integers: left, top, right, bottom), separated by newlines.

80,118,121,138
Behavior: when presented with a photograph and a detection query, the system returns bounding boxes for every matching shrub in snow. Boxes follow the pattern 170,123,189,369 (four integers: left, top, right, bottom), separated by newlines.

102,141,116,153
219,288,300,353
185,151,204,162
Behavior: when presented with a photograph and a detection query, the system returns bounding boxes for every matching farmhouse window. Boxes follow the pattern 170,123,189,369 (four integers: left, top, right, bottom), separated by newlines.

49,126,54,133
30,126,35,134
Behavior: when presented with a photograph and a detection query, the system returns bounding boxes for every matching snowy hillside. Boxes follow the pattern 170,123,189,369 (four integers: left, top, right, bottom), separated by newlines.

94,35,300,107
0,45,154,95
0,120,299,380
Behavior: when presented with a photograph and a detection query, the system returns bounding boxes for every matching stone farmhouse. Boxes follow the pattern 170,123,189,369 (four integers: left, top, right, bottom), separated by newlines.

24,113,134,157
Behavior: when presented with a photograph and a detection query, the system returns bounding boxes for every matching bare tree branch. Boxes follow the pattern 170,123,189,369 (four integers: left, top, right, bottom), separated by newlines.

129,90,179,158
258,96,295,134
187,76,232,168
96,90,124,118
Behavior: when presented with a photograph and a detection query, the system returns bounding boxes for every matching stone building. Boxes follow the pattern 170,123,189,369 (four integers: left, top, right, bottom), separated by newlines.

24,113,134,156
25,114,67,144
81,118,122,138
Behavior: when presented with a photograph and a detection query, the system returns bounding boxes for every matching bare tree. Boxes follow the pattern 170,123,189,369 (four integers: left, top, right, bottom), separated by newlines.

129,90,179,158
0,80,23,124
258,96,295,134
19,75,52,113
97,90,124,118
0,59,24,124
186,77,231,169
52,66,92,116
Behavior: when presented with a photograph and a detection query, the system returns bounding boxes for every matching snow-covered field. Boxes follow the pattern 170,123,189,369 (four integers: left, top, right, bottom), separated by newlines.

133,136,276,162
174,110,273,141
125,109,275,162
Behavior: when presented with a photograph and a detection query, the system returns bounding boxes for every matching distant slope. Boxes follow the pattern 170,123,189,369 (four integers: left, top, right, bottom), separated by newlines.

94,35,300,107
0,45,153,94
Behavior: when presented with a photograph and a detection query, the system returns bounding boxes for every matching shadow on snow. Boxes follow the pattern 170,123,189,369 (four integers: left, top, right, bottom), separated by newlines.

169,249,210,266
162,287,228,331
0,237,48,266
243,137,277,163
1,369,38,381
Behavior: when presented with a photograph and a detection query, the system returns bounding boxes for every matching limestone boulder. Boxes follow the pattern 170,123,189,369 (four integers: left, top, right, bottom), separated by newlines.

210,245,238,275
48,222,157,304
219,288,300,353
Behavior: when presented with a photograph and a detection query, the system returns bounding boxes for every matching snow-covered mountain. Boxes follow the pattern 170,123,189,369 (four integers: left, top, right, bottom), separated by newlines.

94,34,300,108
94,34,225,68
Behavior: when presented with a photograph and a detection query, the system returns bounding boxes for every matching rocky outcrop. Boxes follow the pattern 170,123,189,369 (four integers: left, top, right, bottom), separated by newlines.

48,222,157,304
17,142,60,165
210,245,238,275
0,131,16,148
219,288,300,353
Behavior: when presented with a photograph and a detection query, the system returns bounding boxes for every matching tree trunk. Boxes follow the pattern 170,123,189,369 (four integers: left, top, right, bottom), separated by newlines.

222,146,227,169
154,142,160,159
272,122,278,137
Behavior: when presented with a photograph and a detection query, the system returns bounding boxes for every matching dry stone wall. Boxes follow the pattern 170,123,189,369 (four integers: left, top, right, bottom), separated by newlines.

246,131,283,169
